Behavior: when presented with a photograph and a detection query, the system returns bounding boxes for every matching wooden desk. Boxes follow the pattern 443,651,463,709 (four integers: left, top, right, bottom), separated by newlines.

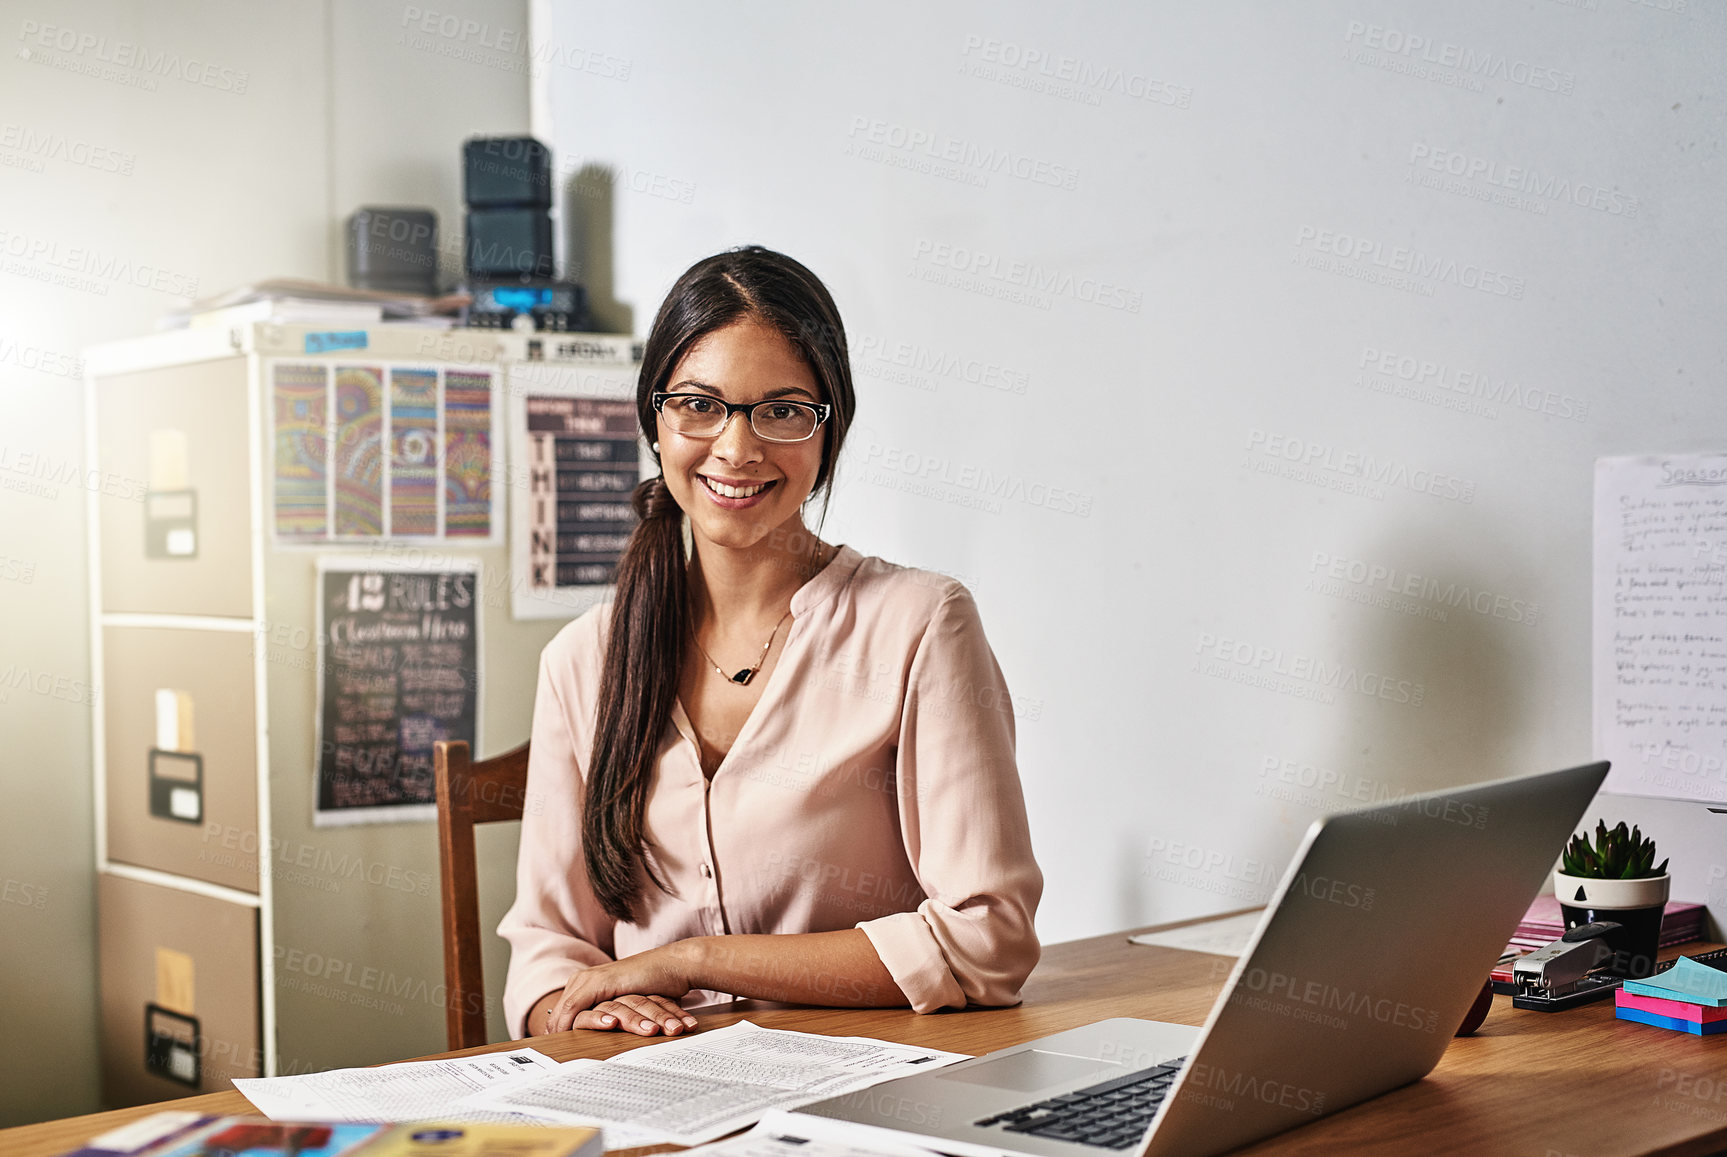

5,922,1725,1157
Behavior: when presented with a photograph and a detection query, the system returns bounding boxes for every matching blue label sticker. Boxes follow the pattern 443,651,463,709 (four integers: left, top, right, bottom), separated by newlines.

305,330,369,354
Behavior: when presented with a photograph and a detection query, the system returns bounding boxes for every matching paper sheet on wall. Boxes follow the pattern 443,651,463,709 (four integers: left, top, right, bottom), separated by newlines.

268,360,503,544
456,1021,969,1147
1594,453,1727,803
506,360,644,621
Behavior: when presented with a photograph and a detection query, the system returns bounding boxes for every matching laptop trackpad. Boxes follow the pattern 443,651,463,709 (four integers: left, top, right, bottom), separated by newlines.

936,1050,1120,1093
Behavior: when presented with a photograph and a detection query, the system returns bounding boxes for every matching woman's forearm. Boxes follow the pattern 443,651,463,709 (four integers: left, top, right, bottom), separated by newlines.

676,929,908,1008
532,930,909,1035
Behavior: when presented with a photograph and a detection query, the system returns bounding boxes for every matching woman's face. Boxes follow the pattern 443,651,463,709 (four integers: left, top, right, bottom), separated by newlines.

656,318,827,555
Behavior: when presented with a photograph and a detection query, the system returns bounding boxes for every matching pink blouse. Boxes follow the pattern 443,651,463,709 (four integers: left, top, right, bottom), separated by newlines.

498,545,1043,1036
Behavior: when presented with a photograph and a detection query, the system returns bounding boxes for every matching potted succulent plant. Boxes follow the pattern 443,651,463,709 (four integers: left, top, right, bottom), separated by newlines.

1554,820,1670,979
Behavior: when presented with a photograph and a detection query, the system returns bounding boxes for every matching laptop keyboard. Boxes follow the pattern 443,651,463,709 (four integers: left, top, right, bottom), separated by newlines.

973,1059,1188,1149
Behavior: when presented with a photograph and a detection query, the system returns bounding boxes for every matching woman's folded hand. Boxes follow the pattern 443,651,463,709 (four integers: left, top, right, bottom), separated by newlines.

544,943,698,1034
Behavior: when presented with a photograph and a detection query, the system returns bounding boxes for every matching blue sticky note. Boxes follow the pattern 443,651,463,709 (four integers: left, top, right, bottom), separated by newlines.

305,330,368,354
1622,957,1727,1007
1616,1004,1727,1035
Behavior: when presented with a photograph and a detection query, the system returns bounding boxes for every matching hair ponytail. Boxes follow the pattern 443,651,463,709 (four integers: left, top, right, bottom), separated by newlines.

583,475,687,922
582,245,856,924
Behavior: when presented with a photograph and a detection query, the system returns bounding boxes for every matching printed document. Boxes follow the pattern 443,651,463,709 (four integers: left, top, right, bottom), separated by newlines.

1129,910,1263,955
234,1048,562,1123
680,1109,945,1157
458,1021,968,1146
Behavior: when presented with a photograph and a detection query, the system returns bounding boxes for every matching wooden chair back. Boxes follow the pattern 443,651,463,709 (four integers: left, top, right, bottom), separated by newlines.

433,739,530,1050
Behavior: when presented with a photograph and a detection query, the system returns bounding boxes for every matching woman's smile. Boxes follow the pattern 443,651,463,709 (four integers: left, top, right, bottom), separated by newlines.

698,474,778,505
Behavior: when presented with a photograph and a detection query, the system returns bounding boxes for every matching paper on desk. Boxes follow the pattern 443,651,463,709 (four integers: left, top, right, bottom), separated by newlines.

1129,910,1263,956
679,1109,945,1157
457,1020,969,1147
233,1047,563,1124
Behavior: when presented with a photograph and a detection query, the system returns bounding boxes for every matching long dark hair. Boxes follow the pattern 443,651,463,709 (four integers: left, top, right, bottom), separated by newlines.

583,245,856,923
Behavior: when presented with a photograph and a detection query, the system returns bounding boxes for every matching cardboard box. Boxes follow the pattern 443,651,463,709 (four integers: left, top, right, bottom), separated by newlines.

97,355,254,618
97,872,260,1107
104,626,259,892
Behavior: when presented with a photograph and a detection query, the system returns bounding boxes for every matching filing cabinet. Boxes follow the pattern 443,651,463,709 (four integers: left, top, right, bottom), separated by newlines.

85,321,633,1103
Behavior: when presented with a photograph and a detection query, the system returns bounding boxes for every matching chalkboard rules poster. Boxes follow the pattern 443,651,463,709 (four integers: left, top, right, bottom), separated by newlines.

314,557,481,826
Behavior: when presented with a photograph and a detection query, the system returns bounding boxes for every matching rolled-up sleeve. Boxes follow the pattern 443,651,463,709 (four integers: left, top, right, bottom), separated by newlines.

498,628,617,1037
856,586,1043,1012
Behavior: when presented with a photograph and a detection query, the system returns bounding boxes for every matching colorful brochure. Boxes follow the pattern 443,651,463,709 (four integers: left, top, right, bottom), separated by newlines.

53,1113,602,1157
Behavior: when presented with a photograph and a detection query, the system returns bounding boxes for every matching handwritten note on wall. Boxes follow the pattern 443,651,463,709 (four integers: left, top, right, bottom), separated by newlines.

1594,454,1727,803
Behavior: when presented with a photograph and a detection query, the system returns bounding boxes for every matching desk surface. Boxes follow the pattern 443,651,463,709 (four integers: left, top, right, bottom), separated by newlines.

5,919,1726,1157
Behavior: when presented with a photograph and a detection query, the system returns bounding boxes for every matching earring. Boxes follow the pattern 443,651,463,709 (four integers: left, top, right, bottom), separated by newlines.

651,441,661,454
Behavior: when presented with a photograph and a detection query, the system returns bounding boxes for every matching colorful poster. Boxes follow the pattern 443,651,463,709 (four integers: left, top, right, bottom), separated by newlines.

313,559,480,826
272,363,328,538
443,370,492,538
389,368,438,537
267,359,502,544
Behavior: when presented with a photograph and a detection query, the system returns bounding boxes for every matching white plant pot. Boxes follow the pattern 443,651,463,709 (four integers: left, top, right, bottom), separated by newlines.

1553,872,1670,910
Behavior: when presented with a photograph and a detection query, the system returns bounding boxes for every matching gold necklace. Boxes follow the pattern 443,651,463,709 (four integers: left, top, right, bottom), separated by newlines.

691,543,830,686
694,607,793,685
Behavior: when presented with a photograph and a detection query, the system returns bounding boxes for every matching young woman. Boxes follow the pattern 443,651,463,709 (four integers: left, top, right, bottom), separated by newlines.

501,246,1042,1038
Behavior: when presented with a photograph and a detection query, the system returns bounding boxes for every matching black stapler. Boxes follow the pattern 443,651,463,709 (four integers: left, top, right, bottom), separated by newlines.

1511,921,1625,1010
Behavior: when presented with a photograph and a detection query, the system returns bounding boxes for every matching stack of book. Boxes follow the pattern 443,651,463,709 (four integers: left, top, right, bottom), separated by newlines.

1505,896,1705,955
1615,956,1727,1035
159,278,468,331
1490,897,1706,989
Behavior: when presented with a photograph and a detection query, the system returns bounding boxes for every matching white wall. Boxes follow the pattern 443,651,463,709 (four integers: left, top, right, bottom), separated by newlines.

0,0,533,1124
535,0,1727,945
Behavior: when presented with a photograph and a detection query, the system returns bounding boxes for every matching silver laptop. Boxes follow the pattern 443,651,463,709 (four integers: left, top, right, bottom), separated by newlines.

795,762,1609,1157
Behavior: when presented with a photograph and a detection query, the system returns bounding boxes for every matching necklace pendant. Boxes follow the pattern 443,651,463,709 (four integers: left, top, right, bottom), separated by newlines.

731,668,755,685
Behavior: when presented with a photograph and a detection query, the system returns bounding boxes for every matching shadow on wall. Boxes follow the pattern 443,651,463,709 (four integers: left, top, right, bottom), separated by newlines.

1317,521,1538,796
1103,516,1544,936
567,164,634,336
1113,828,1153,933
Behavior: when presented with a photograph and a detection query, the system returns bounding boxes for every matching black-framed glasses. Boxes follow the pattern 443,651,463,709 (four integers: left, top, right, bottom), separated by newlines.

651,392,832,444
